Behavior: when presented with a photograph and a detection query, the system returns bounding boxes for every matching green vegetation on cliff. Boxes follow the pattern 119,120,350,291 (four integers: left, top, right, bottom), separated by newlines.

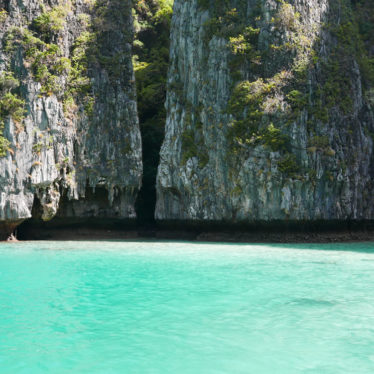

4,1,94,116
197,0,374,181
353,0,374,102
0,72,25,157
6,27,70,96
33,3,70,38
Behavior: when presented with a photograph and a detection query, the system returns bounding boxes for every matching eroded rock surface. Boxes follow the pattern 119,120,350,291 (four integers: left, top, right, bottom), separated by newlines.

0,0,142,239
156,0,374,224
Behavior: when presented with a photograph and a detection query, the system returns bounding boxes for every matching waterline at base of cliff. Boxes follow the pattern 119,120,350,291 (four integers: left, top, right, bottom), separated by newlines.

11,218,374,243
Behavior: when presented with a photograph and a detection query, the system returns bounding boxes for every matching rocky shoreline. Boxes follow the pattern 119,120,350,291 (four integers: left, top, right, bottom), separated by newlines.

5,219,374,243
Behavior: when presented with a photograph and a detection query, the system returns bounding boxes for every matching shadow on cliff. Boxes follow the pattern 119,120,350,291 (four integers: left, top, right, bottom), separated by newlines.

17,186,138,240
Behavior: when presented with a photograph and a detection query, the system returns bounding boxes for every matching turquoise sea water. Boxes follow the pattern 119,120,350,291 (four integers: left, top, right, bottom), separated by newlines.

0,241,374,373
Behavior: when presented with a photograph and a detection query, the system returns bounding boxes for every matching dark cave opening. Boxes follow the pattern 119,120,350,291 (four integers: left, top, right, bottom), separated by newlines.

135,121,164,226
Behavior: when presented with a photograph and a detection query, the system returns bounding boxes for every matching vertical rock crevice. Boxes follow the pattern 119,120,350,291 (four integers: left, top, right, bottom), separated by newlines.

132,0,173,225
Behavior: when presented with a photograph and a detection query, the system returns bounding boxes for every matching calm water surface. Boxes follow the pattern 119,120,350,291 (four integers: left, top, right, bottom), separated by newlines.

1,241,374,373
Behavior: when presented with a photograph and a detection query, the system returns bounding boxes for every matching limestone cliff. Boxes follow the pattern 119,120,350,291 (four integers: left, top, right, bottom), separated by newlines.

0,0,142,239
156,0,374,224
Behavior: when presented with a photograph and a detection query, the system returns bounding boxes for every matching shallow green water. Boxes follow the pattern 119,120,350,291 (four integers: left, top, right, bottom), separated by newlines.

1,241,374,373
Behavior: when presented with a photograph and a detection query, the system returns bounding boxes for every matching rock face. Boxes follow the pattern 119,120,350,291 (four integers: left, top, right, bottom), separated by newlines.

0,0,142,239
156,0,374,224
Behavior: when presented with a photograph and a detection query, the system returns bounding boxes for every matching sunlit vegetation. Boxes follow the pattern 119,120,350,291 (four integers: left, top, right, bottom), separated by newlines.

196,0,374,180
0,72,25,157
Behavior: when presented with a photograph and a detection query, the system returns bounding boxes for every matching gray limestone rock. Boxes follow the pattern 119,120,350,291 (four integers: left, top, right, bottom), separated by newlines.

0,0,142,239
156,0,374,224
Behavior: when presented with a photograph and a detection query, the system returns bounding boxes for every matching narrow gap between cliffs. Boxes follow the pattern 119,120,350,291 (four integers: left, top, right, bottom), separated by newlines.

133,1,173,226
